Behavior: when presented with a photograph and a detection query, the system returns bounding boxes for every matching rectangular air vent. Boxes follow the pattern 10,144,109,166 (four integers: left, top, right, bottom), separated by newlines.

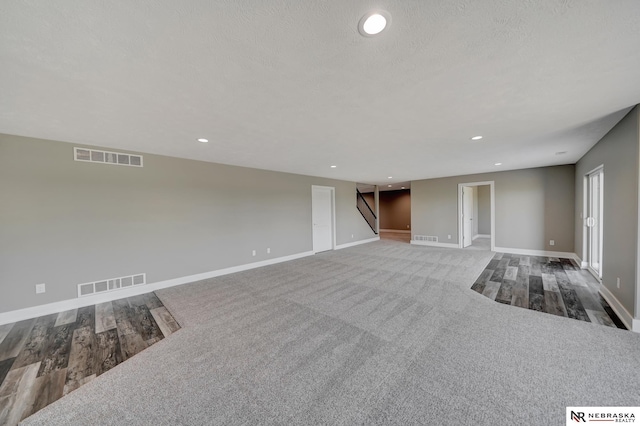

77,273,146,298
414,235,438,242
74,147,143,167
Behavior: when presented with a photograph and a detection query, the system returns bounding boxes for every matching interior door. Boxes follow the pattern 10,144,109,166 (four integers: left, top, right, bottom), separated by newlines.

312,186,333,253
586,168,604,278
463,186,473,248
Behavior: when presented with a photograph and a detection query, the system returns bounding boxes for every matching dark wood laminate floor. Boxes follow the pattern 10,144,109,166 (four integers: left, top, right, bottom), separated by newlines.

471,253,626,329
0,292,180,425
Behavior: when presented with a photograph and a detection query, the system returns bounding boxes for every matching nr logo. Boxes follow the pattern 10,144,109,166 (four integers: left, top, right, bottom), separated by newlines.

571,411,586,422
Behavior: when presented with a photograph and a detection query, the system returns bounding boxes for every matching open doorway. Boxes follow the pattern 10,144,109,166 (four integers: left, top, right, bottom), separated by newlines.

378,182,411,243
458,181,495,251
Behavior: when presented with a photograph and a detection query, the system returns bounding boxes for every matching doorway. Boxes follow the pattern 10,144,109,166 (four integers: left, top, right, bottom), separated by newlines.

312,185,335,253
378,183,411,243
458,181,495,251
585,166,604,279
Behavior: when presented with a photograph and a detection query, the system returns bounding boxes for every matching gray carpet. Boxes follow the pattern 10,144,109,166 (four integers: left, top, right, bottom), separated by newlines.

465,237,491,251
22,240,640,425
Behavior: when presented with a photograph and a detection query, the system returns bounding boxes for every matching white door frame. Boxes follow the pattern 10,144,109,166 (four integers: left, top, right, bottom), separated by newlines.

583,165,604,280
311,185,336,253
457,181,495,251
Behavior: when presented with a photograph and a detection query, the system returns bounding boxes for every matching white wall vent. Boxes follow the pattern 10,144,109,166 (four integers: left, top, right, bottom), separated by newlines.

74,147,143,167
77,273,146,298
414,235,438,242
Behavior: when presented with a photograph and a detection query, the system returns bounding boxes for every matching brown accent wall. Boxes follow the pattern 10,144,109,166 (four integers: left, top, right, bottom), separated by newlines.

379,190,411,231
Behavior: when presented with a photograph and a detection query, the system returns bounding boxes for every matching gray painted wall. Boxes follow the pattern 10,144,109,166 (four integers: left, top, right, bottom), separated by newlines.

0,134,375,313
477,185,491,235
472,187,479,237
574,107,639,317
411,165,575,251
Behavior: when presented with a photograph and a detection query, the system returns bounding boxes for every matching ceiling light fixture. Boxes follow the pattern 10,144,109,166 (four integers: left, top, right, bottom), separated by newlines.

494,162,502,166
388,185,392,187
388,176,393,179
330,165,337,168
555,151,567,155
471,136,483,141
197,138,209,143
401,187,405,189
358,11,391,37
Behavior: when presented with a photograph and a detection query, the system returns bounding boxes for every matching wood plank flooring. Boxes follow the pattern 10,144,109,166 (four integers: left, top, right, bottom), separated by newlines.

472,253,626,329
0,292,180,425
379,231,411,243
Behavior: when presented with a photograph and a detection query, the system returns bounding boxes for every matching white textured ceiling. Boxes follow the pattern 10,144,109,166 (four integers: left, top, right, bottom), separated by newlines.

1,1,639,186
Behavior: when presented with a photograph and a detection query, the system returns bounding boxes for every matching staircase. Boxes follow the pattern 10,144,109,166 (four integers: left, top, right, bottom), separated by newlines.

356,189,378,234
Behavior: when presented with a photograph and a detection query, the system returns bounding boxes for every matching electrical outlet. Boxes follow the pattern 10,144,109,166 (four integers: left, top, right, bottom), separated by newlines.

35,283,46,294
617,277,620,289
549,240,555,246
447,235,451,239
267,248,270,254
252,250,256,257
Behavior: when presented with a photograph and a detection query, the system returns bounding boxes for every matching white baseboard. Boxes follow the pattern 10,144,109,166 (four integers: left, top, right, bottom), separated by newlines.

335,236,380,250
599,284,639,333
0,251,314,326
410,240,459,249
573,254,589,269
379,229,411,234
473,234,490,240
493,246,580,263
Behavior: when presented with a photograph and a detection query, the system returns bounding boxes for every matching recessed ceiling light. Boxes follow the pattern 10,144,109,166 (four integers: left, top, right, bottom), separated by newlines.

330,165,337,168
388,176,393,179
358,11,391,37
388,185,392,187
197,138,209,143
363,14,386,34
401,187,405,189
471,136,483,141
494,162,502,166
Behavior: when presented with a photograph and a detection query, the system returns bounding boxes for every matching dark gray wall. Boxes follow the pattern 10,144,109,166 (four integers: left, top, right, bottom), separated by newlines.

575,107,639,316
411,166,575,251
477,185,491,235
0,134,375,313
379,190,411,230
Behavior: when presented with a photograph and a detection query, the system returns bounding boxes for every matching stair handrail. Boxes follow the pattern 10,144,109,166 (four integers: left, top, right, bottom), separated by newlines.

356,189,378,234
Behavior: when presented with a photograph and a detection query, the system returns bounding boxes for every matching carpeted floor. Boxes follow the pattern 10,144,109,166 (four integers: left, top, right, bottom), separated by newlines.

21,240,640,425
465,237,491,251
